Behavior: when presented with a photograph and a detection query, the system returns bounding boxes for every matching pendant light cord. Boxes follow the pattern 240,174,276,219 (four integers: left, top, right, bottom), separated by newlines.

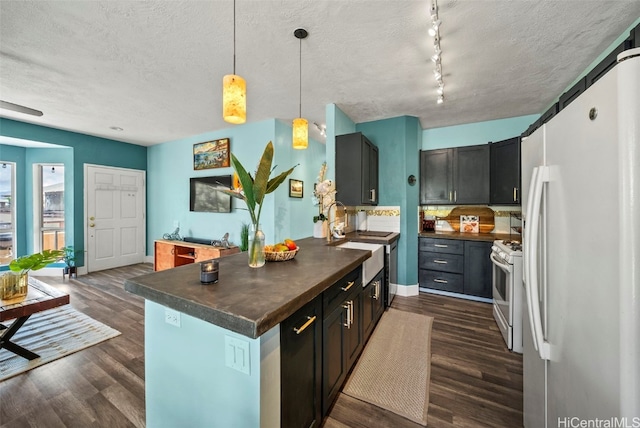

233,0,236,74
299,36,302,117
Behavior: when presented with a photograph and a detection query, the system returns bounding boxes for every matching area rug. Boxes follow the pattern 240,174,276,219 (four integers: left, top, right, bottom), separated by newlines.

342,308,434,426
0,305,120,382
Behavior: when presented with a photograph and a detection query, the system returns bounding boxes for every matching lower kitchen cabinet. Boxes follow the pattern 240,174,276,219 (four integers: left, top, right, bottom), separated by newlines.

282,264,386,422
322,267,362,415
281,297,323,428
463,241,493,298
362,270,385,342
418,237,492,299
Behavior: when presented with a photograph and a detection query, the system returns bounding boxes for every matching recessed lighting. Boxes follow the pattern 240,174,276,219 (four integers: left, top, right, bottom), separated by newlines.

110,126,124,131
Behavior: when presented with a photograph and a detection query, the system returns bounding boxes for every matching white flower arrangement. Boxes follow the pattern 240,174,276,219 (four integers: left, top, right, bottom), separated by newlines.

313,162,336,222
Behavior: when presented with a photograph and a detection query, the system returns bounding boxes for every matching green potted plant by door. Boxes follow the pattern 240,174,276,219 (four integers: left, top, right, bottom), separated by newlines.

61,246,79,278
1,249,64,299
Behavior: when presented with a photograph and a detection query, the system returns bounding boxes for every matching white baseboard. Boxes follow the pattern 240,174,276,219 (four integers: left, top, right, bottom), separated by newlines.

419,287,493,304
145,255,154,265
394,283,419,297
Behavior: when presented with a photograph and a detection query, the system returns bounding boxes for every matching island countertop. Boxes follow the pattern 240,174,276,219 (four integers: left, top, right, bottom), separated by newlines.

124,237,370,339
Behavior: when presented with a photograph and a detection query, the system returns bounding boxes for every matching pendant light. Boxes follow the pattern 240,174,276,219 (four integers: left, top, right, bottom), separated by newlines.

292,28,308,150
223,0,246,124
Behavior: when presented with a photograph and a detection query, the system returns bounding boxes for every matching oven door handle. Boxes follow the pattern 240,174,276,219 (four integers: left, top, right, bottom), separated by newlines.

490,252,512,272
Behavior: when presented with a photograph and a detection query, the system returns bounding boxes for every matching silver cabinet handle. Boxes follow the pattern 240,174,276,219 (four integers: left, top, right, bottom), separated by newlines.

513,187,518,202
343,304,351,328
434,244,448,248
434,279,448,284
293,316,316,335
350,301,354,326
373,281,380,300
370,189,376,202
434,259,448,264
454,190,457,202
449,191,452,202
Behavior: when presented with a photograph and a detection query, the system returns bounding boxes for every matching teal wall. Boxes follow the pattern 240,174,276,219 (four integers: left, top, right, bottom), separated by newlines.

0,118,147,266
357,116,421,286
145,300,274,428
146,119,325,250
422,114,539,150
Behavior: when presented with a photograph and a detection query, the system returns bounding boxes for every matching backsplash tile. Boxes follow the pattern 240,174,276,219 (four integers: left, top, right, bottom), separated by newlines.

420,205,521,234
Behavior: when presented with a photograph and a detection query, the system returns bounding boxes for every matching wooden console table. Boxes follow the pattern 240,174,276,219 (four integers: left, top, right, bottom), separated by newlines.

154,239,240,271
0,277,70,360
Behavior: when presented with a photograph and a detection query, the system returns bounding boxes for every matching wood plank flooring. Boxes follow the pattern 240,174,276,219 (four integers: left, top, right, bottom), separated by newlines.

0,265,522,427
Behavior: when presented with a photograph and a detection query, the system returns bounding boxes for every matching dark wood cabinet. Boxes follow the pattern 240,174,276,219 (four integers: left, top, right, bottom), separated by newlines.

362,269,385,342
490,137,521,205
281,297,322,428
418,237,492,299
463,241,493,298
454,145,490,204
420,149,453,204
336,132,379,205
420,145,490,205
322,267,362,414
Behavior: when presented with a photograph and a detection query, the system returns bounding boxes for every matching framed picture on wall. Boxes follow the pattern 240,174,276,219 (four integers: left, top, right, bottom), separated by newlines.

289,179,303,198
193,138,230,170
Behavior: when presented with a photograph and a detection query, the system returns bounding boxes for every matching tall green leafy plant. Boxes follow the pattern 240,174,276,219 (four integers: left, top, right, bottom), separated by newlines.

221,141,297,266
9,249,64,276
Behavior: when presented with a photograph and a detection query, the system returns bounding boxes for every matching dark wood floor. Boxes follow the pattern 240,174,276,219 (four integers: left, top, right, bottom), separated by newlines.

0,265,522,427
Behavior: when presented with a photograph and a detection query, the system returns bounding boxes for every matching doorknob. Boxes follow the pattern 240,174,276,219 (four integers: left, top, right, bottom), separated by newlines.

89,216,95,220
89,223,95,227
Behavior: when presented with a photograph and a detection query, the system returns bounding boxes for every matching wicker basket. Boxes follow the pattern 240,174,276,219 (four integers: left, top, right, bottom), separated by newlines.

264,247,299,262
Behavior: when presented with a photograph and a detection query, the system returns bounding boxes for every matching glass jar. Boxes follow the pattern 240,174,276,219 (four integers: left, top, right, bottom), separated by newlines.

248,223,265,268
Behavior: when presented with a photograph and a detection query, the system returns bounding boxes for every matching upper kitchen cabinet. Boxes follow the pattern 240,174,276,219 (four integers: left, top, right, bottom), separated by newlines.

420,145,490,205
490,137,521,205
420,149,454,204
336,132,379,206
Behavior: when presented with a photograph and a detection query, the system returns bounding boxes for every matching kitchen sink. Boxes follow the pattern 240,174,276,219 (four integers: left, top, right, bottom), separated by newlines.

336,241,384,286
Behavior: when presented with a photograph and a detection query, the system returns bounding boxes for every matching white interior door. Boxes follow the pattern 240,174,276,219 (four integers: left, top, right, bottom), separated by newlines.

85,165,145,272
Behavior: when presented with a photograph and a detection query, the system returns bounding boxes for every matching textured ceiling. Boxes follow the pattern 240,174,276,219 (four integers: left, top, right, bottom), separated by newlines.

0,1,638,147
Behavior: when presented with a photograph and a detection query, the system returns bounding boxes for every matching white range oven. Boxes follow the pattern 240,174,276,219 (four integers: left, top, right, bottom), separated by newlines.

490,240,523,353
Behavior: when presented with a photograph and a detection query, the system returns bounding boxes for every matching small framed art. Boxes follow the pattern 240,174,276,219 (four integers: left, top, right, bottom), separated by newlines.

193,138,230,170
289,179,303,198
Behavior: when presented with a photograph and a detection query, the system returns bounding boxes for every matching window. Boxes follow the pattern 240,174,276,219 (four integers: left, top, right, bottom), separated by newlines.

1,162,15,265
40,164,65,251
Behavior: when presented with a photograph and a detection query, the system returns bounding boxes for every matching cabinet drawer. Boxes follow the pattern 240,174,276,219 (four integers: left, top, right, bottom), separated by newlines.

323,267,362,314
419,238,464,255
419,269,463,293
419,251,464,274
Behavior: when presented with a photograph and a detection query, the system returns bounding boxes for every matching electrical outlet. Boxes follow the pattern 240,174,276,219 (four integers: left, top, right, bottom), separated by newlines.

164,308,181,327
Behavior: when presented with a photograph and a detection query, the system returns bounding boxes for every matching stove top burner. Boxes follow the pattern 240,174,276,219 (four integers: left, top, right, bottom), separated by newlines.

502,240,522,251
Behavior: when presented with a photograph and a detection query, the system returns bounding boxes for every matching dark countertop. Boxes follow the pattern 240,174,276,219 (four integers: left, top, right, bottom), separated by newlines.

419,230,517,242
125,236,372,339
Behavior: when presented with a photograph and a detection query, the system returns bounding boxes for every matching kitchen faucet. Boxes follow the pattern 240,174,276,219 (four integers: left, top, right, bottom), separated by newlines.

327,201,348,242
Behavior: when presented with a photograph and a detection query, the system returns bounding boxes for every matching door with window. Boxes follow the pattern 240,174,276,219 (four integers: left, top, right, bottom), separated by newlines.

85,165,145,272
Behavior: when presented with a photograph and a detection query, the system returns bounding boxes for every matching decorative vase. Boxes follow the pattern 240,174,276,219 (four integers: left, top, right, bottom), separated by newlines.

313,220,327,238
248,224,265,268
1,272,28,300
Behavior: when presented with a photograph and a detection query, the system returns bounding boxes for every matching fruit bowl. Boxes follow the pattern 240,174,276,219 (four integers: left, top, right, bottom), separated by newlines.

264,247,299,262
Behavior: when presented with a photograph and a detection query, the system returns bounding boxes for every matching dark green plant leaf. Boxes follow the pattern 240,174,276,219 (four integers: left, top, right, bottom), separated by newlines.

266,166,297,194
253,142,274,205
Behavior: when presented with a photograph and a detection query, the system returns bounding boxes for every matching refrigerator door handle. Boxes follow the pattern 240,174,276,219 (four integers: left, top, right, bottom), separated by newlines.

526,165,551,360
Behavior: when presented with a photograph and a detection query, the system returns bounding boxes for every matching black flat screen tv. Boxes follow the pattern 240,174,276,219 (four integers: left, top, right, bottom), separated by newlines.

189,175,232,213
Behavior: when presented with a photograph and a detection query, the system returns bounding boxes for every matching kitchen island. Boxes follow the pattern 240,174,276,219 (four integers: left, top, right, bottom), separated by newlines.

124,237,372,428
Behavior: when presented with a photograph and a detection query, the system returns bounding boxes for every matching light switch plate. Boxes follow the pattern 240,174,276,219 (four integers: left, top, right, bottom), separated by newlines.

225,335,250,375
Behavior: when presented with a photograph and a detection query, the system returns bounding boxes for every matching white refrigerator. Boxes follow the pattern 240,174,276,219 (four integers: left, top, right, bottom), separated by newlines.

521,47,640,428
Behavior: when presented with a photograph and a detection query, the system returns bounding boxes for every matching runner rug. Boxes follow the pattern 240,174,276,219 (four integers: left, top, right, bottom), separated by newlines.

0,305,120,381
342,308,434,426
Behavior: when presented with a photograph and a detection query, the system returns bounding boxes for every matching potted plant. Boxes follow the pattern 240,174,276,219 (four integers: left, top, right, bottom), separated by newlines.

61,246,79,278
1,249,63,299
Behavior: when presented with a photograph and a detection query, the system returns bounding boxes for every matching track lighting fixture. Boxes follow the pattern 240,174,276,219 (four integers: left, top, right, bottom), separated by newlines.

429,0,445,105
